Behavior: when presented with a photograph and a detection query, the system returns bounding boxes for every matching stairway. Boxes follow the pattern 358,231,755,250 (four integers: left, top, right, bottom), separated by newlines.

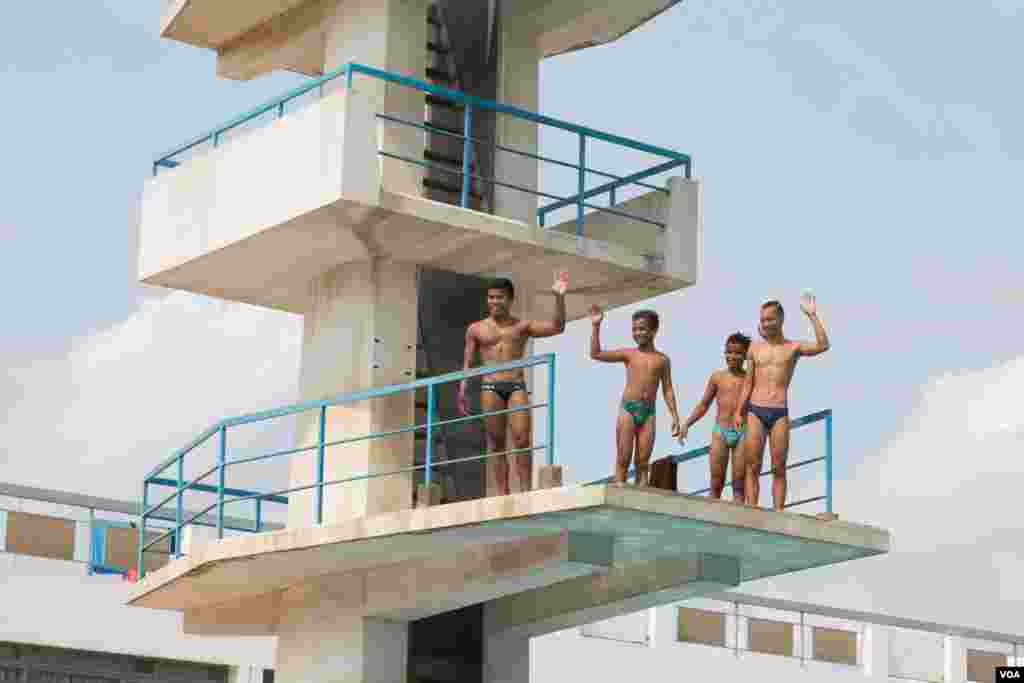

422,3,484,210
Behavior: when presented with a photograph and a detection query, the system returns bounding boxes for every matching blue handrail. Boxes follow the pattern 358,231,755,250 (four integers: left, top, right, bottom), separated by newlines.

151,63,691,237
137,354,556,578
586,409,834,513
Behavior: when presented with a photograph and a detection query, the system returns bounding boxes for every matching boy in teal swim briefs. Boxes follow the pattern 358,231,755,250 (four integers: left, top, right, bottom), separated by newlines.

680,332,751,502
589,305,681,486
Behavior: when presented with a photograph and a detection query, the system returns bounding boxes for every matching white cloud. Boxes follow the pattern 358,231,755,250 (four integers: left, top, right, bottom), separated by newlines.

745,355,1024,635
1,289,303,503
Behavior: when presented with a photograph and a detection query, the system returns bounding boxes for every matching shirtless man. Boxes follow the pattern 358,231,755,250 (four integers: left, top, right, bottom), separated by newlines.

458,273,568,495
680,332,751,502
589,305,681,486
732,294,830,509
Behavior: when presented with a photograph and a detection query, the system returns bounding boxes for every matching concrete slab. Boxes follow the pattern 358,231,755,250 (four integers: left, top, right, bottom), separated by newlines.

127,484,889,617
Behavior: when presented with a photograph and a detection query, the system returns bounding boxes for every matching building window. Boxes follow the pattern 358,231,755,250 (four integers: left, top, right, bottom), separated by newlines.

262,670,275,683
812,626,857,665
747,618,794,657
5,512,75,561
967,649,1008,683
677,607,726,647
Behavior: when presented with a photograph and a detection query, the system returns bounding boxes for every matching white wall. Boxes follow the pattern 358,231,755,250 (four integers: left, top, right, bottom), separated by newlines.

0,552,274,668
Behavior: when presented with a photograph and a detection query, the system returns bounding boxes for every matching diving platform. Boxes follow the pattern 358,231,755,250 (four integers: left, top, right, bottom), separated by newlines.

128,484,888,636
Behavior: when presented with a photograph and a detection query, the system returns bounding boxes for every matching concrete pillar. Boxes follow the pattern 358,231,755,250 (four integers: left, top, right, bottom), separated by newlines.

484,631,530,683
73,519,90,563
662,177,702,284
494,11,540,225
276,607,408,683
863,625,890,680
0,509,7,552
288,259,418,528
944,635,967,683
322,0,428,198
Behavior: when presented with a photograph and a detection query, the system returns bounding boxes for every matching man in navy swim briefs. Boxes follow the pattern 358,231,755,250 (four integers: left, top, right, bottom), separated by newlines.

732,294,830,510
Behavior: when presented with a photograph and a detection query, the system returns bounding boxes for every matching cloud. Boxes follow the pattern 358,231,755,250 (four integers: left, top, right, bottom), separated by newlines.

1,289,303,504
745,355,1024,634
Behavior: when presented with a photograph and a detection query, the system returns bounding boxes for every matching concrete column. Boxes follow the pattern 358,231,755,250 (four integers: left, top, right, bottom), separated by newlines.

494,12,540,226
662,177,702,284
322,0,428,198
0,509,8,552
863,625,890,680
944,635,967,683
73,519,90,563
484,631,530,683
289,259,418,528
276,600,409,683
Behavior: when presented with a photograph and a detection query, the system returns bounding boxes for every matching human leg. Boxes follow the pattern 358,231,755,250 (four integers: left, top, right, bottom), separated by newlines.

615,409,636,484
744,413,767,506
708,428,728,499
508,389,533,492
481,388,510,495
768,414,791,511
634,414,657,486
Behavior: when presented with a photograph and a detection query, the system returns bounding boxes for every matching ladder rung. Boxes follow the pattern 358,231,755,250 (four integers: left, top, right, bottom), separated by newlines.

423,178,482,200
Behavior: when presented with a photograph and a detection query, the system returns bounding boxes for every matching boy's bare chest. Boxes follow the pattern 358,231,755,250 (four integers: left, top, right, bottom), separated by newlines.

477,322,526,347
754,344,797,371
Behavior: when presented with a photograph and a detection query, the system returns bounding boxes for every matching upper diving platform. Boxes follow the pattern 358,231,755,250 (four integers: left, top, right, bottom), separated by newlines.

138,64,700,319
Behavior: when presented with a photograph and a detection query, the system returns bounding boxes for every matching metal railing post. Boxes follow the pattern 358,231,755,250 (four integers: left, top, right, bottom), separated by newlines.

175,456,183,558
461,105,474,207
217,427,226,539
255,498,263,532
138,480,148,578
546,355,556,466
609,185,616,207
278,102,284,118
316,405,326,525
825,411,833,514
425,384,435,485
576,133,586,236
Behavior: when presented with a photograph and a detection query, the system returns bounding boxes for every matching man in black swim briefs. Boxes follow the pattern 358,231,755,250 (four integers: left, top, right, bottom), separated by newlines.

458,273,568,496
733,294,830,509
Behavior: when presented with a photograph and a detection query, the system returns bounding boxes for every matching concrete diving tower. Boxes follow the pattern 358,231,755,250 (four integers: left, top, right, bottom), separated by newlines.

131,1,890,682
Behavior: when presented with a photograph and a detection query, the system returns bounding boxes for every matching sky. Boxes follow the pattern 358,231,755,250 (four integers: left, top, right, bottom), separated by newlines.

1,0,1022,643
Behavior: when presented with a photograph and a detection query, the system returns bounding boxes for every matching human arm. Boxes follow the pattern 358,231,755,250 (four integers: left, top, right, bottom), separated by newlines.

457,324,478,416
588,305,628,363
527,271,568,338
796,293,830,357
661,357,682,438
733,352,755,429
680,375,718,440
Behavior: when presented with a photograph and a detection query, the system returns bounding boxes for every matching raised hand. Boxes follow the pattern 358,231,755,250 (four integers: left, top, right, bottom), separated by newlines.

589,304,603,325
552,270,569,297
671,420,682,439
800,291,817,317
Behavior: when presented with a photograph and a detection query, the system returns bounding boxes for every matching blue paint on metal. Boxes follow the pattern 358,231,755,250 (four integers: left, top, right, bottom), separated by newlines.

175,456,183,558
147,477,289,505
425,384,435,485
538,158,684,218
152,64,691,213
255,499,263,532
316,405,326,525
547,354,556,466
217,427,226,539
461,105,473,207
825,410,833,514
138,481,148,579
576,133,586,237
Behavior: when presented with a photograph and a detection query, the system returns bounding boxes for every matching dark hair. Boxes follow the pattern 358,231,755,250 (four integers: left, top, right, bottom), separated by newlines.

487,278,515,299
761,300,784,319
632,309,659,330
726,332,751,350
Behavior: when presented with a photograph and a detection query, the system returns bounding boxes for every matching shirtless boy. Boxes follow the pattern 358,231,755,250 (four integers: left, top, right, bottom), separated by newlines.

458,272,568,495
732,294,830,509
589,305,681,486
680,332,751,502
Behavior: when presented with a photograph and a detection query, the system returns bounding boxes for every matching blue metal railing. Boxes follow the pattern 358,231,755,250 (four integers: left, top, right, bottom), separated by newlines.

137,354,556,578
151,63,691,237
587,410,834,513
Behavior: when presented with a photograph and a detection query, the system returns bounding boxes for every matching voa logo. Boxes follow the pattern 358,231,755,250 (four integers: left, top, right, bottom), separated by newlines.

997,669,1022,680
